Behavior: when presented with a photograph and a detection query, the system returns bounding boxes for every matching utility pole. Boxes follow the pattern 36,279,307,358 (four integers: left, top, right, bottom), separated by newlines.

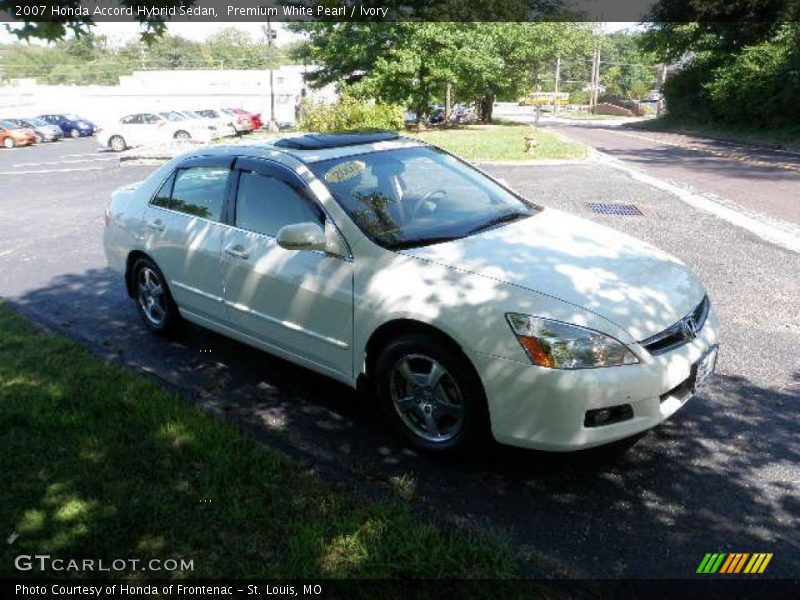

657,61,668,117
445,81,451,124
590,44,601,114
553,56,561,115
263,19,278,132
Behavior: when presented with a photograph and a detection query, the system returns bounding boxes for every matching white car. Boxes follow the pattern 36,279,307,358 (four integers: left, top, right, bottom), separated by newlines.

175,110,236,139
103,133,719,454
98,112,214,151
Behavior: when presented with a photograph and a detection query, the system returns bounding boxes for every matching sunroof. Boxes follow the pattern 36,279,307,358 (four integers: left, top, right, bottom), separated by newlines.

274,132,400,150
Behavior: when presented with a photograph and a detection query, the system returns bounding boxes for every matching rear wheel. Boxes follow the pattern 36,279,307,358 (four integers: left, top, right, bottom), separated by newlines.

3,137,15,149
131,257,180,336
34,133,43,143
109,135,126,152
174,130,191,142
374,334,491,454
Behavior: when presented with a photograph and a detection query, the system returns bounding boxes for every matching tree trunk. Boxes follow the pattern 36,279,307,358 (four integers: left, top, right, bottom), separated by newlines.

480,92,495,123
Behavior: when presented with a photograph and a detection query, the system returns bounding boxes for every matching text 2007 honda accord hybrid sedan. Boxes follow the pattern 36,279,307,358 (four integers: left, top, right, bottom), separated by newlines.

103,132,718,454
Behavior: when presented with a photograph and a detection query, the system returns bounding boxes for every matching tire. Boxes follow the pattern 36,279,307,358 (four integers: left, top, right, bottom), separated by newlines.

109,135,126,152
3,137,15,149
374,333,491,454
34,134,43,144
131,257,181,336
70,128,80,139
174,130,191,142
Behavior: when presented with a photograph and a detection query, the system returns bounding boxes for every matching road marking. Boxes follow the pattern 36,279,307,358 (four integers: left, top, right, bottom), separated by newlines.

12,157,117,167
593,150,800,254
0,166,111,175
60,153,106,158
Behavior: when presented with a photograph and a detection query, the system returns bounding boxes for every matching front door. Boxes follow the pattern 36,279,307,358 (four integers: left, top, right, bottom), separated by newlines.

221,157,354,381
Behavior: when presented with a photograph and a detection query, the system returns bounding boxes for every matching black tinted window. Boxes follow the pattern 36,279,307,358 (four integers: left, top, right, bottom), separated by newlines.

235,171,321,236
170,167,229,221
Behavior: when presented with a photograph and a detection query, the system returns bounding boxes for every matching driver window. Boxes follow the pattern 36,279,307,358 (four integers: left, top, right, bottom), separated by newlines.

235,170,323,237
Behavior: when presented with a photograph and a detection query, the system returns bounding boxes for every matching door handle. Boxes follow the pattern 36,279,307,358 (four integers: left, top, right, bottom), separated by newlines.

224,245,250,260
146,219,165,232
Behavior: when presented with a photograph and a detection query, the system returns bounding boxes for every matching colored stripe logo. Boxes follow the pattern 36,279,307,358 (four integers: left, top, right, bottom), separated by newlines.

697,553,773,574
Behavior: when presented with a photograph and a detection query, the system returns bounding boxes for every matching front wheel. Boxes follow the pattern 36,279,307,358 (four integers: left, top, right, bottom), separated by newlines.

34,134,43,144
3,137,15,149
131,257,180,336
70,128,80,139
374,334,491,454
174,130,191,142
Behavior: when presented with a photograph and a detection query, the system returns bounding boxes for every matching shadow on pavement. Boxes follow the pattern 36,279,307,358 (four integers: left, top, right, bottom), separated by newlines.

10,267,800,578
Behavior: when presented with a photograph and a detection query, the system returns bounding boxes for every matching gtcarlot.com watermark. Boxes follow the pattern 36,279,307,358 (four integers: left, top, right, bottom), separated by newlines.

14,554,194,573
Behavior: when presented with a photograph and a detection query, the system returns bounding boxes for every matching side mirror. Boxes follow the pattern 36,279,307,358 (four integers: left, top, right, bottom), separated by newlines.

276,222,327,252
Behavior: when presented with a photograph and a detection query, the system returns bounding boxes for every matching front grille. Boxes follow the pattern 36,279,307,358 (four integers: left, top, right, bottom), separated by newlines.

640,296,710,356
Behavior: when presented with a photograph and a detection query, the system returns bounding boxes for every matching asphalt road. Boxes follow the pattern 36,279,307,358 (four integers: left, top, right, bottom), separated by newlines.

1,138,798,579
548,117,800,228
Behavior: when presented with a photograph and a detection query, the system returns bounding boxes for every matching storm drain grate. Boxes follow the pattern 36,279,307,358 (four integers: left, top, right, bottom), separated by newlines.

585,202,643,216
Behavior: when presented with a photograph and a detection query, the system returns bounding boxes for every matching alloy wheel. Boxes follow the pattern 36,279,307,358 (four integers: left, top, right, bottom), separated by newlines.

389,354,465,443
137,266,167,327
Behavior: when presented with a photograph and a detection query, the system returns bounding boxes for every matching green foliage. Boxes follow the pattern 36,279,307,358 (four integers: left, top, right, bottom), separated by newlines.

650,20,800,130
0,28,291,86
298,96,404,133
291,22,596,122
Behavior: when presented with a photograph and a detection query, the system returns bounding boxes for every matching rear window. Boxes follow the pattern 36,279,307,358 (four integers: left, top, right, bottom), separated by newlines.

151,167,229,221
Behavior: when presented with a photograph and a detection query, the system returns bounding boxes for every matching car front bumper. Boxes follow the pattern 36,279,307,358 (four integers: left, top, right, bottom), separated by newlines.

473,307,719,451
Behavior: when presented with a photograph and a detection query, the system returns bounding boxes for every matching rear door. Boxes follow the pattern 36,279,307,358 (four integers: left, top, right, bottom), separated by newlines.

142,155,234,323
221,157,354,381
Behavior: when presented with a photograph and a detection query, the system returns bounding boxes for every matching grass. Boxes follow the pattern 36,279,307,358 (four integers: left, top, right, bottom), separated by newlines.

0,303,517,579
408,123,587,161
630,116,800,146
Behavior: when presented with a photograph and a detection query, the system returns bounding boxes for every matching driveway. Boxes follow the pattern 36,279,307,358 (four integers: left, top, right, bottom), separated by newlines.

1,138,798,578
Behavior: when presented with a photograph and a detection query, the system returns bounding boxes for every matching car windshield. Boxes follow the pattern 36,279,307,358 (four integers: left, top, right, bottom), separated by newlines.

65,114,81,121
0,120,16,128
309,146,538,249
26,118,48,126
159,112,186,121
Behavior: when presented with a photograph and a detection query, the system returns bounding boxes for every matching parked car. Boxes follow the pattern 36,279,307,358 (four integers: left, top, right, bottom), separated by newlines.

0,120,36,148
177,110,236,138
4,118,63,142
197,109,250,135
103,132,718,455
226,107,263,130
220,108,255,134
38,113,96,138
97,112,214,152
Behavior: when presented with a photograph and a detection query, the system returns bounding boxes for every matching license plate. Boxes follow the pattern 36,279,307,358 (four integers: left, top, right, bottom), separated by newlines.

692,345,718,392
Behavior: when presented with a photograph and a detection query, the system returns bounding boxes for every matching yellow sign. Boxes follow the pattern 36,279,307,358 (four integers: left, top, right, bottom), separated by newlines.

324,160,367,183
520,92,569,106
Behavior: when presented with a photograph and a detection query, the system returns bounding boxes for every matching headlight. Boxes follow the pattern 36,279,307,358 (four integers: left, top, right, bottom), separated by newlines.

506,313,638,369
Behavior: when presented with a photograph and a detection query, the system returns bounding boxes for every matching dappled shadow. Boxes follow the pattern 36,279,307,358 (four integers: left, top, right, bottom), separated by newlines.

9,266,799,578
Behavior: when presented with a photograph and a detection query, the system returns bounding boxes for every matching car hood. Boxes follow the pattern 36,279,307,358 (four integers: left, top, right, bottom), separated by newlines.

399,208,706,341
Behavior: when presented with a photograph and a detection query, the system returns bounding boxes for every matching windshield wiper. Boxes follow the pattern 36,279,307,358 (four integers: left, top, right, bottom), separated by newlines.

391,235,463,250
467,211,530,235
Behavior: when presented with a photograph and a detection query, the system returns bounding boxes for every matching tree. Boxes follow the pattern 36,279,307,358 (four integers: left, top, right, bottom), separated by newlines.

641,0,800,129
290,22,594,122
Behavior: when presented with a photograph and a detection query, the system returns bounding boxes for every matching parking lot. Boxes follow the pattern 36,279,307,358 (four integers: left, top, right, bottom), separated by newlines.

1,137,798,578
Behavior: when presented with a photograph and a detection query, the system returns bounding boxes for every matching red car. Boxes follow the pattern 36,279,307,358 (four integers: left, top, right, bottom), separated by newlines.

227,108,262,130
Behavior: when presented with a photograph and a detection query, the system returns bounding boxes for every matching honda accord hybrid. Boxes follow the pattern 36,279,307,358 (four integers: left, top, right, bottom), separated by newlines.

103,132,718,454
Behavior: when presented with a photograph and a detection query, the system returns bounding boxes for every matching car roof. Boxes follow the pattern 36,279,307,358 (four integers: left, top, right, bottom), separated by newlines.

179,133,426,165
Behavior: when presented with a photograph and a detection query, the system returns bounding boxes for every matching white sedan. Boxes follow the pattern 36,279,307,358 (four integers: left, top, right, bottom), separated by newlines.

103,133,718,454
98,112,214,151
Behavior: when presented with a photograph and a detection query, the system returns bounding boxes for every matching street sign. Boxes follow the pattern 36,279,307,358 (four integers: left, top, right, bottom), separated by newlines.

519,92,569,106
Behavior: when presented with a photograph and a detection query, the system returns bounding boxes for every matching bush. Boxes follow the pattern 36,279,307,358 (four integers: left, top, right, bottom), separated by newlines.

298,97,404,133
663,23,800,130
569,90,591,105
